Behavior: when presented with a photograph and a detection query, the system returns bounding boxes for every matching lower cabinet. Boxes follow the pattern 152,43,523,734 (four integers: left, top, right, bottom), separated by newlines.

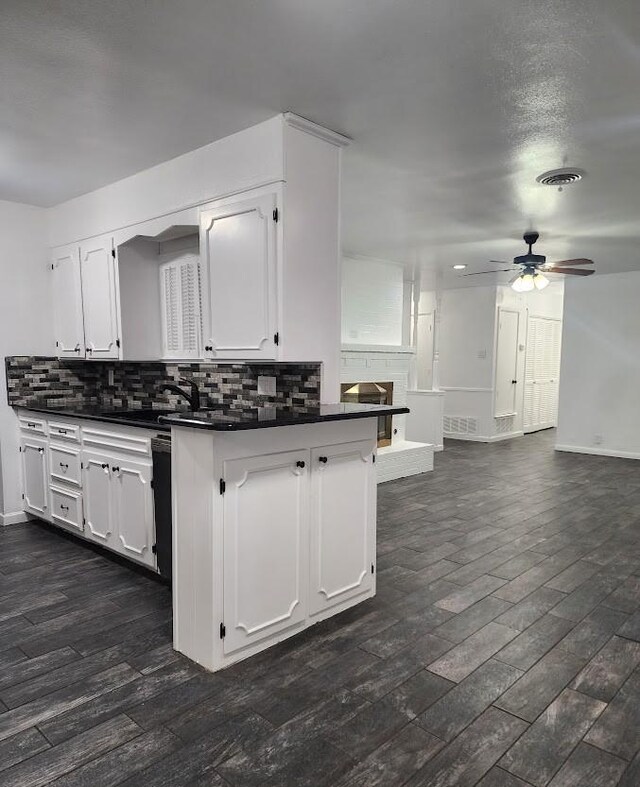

222,449,309,655
50,485,84,533
221,440,375,656
83,450,156,569
21,437,50,519
309,440,375,615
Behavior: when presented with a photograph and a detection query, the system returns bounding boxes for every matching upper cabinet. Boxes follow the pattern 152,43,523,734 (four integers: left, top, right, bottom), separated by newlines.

52,245,85,358
200,188,279,361
80,236,120,359
48,114,349,390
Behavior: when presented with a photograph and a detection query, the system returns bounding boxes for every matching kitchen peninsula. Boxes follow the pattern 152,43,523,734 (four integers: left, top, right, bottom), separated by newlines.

162,402,408,672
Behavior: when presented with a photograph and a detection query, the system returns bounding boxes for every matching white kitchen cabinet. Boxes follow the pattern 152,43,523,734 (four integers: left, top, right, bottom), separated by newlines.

51,245,85,358
21,437,49,519
221,449,308,654
80,235,120,359
83,451,115,547
50,486,84,534
49,443,82,488
112,457,155,568
83,450,155,568
309,440,376,616
200,189,279,361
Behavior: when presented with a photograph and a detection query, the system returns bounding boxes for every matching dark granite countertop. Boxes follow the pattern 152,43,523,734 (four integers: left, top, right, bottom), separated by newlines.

15,405,174,432
159,403,409,431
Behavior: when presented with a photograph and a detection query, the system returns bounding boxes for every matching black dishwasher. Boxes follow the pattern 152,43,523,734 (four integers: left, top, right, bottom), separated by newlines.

151,434,172,581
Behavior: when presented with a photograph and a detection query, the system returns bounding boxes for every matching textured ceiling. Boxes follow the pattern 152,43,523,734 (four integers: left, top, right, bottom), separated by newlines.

2,0,640,278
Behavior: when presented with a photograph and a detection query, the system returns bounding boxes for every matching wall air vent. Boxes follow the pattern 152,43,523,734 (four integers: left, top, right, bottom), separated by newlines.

443,416,478,436
536,168,585,187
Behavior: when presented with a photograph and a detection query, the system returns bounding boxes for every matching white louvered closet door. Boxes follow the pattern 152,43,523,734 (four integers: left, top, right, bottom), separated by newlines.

160,253,203,359
523,316,562,433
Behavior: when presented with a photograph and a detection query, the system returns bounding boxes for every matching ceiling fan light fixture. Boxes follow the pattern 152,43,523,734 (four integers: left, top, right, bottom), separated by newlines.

453,264,466,270
512,273,535,292
534,272,550,290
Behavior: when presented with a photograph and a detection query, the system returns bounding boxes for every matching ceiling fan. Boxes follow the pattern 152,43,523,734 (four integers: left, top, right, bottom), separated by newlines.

463,232,595,291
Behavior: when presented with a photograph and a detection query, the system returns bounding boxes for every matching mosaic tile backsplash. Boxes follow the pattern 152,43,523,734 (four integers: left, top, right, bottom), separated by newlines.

5,357,322,412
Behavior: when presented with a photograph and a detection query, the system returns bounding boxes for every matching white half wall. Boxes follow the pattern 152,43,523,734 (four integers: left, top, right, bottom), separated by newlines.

0,201,52,523
556,272,640,459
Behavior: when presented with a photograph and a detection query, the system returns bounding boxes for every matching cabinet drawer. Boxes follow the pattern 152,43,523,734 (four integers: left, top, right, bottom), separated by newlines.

49,444,82,487
49,421,80,443
18,415,47,436
50,486,83,533
82,426,152,457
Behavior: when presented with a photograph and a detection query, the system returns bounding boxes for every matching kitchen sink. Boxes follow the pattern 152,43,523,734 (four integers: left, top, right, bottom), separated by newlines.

105,409,182,423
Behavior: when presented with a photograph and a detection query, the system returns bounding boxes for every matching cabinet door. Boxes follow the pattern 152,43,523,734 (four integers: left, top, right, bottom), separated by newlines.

309,440,376,615
200,191,278,360
222,449,308,654
52,246,85,358
83,451,114,546
112,458,156,568
21,437,49,519
80,236,120,359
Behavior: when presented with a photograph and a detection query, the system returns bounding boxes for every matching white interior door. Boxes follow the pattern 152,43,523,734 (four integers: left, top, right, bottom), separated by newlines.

495,308,520,417
523,316,562,432
21,438,49,518
113,457,155,568
83,451,114,546
200,191,277,360
222,449,308,654
309,440,376,616
416,311,435,389
52,246,85,358
80,236,120,359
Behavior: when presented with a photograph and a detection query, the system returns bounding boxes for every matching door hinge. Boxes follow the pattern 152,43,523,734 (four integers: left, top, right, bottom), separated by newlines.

21,493,25,500
371,563,375,574
55,341,59,348
18,446,22,453
372,454,376,463
51,263,54,270
111,248,116,258
151,543,157,554
274,332,279,346
273,207,279,223
150,478,154,489
116,338,121,349
219,622,226,639
83,517,86,525
219,478,226,495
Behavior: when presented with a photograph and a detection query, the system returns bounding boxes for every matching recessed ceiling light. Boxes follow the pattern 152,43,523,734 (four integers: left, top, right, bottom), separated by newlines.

453,264,466,270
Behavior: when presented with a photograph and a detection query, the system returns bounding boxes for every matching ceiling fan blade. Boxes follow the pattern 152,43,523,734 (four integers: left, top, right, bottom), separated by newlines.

547,258,594,266
546,267,595,276
489,260,510,265
462,269,514,276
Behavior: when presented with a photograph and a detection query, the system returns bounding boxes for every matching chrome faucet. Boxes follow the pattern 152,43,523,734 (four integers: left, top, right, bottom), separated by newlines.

161,378,201,411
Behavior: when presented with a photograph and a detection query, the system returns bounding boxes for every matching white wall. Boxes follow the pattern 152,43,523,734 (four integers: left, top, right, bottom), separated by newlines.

48,117,284,247
341,256,407,346
557,272,640,458
0,201,51,523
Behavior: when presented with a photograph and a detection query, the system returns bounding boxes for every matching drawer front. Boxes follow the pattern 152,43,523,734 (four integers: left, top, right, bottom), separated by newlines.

82,426,152,458
49,421,81,443
50,486,83,533
18,415,48,437
49,444,82,487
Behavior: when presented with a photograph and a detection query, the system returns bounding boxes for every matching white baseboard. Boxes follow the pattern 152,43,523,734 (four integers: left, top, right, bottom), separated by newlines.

444,431,524,444
555,444,640,461
0,510,33,527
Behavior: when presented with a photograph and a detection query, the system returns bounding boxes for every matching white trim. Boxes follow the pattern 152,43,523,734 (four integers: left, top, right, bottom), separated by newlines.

283,112,351,148
0,511,34,527
408,389,445,397
445,431,524,443
342,344,415,354
441,386,493,393
555,444,640,461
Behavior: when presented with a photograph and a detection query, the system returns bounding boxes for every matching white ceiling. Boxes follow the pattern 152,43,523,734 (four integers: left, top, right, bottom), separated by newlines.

3,0,640,280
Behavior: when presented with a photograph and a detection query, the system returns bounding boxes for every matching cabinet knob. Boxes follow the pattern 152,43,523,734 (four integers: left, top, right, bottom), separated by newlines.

112,466,120,473
296,460,305,469
318,456,328,463
38,447,44,454
204,345,213,352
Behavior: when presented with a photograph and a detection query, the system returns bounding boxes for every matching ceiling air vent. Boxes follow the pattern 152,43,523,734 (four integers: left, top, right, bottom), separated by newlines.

536,168,585,187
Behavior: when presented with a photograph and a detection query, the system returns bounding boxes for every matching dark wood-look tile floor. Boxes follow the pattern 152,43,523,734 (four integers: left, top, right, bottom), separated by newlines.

1,429,640,786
